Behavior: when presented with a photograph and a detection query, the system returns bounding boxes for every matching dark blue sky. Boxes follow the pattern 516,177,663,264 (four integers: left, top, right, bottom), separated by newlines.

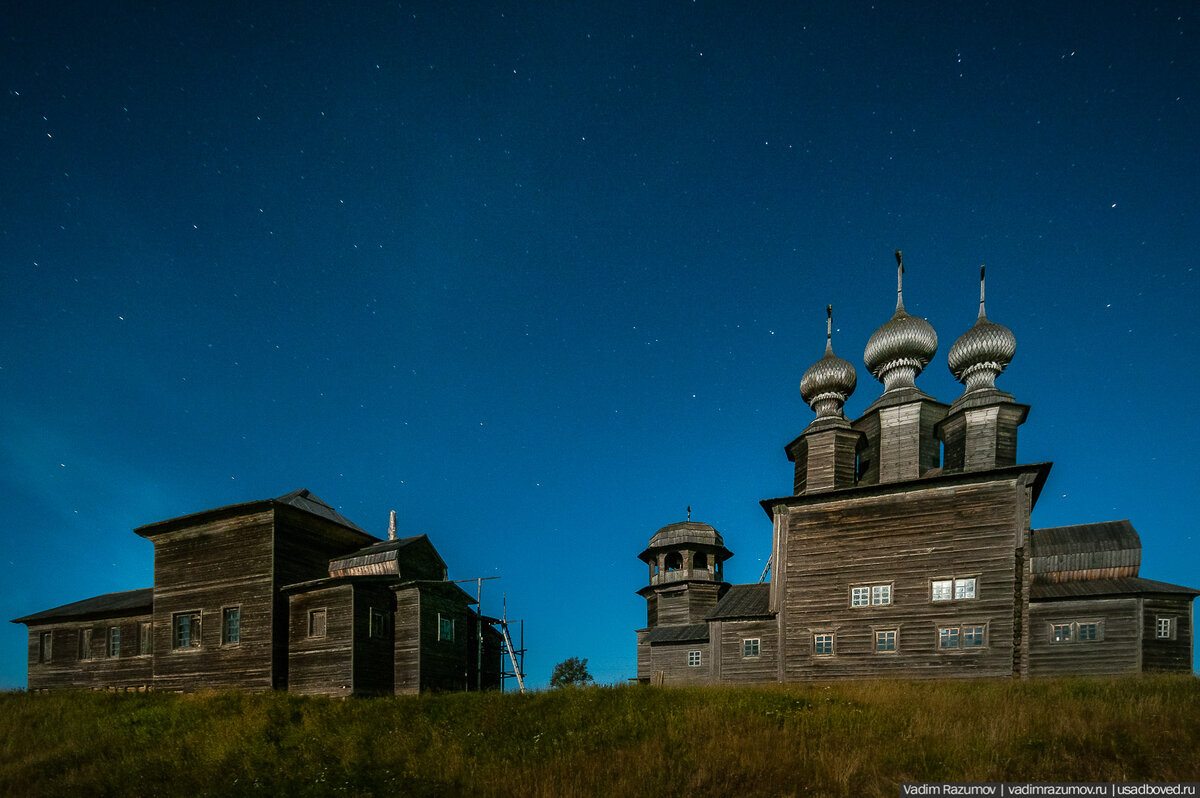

3,1,1197,688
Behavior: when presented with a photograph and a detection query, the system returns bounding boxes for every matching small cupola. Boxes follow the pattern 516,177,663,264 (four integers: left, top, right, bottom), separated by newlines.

863,251,939,394
637,516,733,627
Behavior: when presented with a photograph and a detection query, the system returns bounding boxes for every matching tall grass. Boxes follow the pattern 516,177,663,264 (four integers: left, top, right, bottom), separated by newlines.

1,676,1196,797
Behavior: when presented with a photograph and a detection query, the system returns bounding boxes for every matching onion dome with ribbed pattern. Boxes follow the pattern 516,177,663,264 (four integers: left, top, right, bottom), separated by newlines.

948,265,1016,391
863,251,938,392
800,305,857,419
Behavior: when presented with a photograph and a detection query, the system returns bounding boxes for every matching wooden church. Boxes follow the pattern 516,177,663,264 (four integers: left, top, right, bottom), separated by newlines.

13,490,504,694
636,255,1197,684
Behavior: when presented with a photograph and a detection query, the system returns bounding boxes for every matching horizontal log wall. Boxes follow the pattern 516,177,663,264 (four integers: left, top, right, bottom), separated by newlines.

352,582,395,695
394,587,421,695
24,613,153,692
418,589,473,692
287,585,354,697
714,619,778,684
646,641,711,685
1027,597,1139,676
1142,596,1194,672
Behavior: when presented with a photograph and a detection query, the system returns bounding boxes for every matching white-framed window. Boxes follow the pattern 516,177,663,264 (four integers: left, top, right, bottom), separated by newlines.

139,622,152,655
939,627,960,649
1156,617,1175,640
108,626,121,658
172,611,202,650
78,627,93,660
370,608,387,639
437,613,454,642
813,633,834,656
851,586,871,607
963,625,986,647
872,584,892,605
222,607,240,645
851,583,892,607
38,632,52,664
1051,621,1102,644
875,629,897,653
307,608,327,639
743,638,760,657
932,577,978,602
687,649,702,667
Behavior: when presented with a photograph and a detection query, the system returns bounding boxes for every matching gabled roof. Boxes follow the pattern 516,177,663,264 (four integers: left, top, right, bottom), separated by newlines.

274,489,367,533
645,623,709,644
1031,520,1141,557
11,588,153,625
1030,577,1199,601
708,583,772,619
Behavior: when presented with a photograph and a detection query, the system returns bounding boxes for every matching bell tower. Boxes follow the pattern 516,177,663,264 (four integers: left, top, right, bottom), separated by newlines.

636,519,732,628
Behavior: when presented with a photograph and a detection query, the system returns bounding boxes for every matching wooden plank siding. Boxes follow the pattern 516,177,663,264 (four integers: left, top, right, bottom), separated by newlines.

417,588,474,692
1027,598,1140,676
148,511,276,692
24,614,153,692
776,473,1039,681
712,619,778,684
287,585,355,696
1142,596,1194,672
352,582,395,695
393,587,421,695
646,641,712,685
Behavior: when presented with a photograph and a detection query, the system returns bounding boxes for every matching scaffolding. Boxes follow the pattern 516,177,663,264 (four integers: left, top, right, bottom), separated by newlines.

452,577,526,693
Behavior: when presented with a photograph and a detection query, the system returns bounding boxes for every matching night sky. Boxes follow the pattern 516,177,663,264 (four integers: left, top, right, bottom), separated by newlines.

3,2,1197,689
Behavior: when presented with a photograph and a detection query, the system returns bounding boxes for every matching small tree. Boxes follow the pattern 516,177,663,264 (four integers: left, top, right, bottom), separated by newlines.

549,656,594,688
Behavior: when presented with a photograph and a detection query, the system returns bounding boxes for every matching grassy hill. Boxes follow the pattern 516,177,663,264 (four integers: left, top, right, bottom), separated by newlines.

1,676,1197,797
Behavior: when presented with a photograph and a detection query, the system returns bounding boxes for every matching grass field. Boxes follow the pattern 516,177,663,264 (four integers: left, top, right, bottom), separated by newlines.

1,676,1197,797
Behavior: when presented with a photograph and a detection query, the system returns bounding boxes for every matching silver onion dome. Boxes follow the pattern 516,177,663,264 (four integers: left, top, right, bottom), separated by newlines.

800,305,857,419
948,265,1016,391
863,251,938,391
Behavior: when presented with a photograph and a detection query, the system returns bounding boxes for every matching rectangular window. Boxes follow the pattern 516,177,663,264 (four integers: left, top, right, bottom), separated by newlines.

1052,623,1073,643
932,580,953,601
954,578,977,600
687,649,702,667
308,608,327,639
371,608,387,639
743,638,760,657
872,585,892,605
38,632,52,664
139,622,152,655
963,625,986,647
875,629,897,652
437,613,453,642
222,607,240,645
813,633,834,656
1156,617,1174,640
78,628,93,660
108,627,121,658
939,627,960,649
851,586,870,607
1076,622,1098,642
172,611,202,650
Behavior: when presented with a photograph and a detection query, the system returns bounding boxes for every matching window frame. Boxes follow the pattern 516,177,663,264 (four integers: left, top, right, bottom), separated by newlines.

78,627,93,660
1050,620,1104,644
370,608,387,640
875,629,898,653
108,626,121,658
851,582,893,607
938,626,960,649
436,613,453,642
687,649,702,667
931,576,980,602
308,608,327,639
172,611,202,651
1155,616,1175,640
38,631,52,664
851,586,871,607
139,621,153,656
813,632,835,657
742,638,760,658
222,606,241,646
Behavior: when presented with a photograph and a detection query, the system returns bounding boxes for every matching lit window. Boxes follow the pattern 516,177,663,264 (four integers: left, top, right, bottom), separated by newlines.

437,613,453,642
78,628,93,660
1156,617,1174,640
108,627,121,658
38,632,52,664
932,580,953,601
963,625,986,647
954,578,977,600
172,612,202,650
1052,623,1072,643
813,633,834,656
872,585,891,605
851,587,870,607
222,607,240,645
875,630,897,652
939,627,960,649
308,609,327,639
688,650,702,666
743,638,760,657
139,622,152,655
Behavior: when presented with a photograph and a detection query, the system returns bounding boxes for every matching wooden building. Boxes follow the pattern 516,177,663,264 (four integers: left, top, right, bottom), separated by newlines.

637,258,1197,684
13,490,503,694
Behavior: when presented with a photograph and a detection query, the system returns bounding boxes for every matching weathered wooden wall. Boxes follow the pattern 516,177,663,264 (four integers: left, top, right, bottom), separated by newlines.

287,585,354,697
418,588,473,692
645,641,712,685
777,472,1037,681
711,619,778,684
655,582,722,626
393,586,421,695
1027,597,1139,676
24,613,153,692
1142,596,1194,672
351,582,395,695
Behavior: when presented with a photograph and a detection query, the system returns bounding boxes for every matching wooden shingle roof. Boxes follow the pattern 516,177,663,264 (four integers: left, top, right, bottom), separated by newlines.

645,623,709,644
1030,576,1199,600
11,587,153,625
707,583,772,619
1030,519,1141,581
